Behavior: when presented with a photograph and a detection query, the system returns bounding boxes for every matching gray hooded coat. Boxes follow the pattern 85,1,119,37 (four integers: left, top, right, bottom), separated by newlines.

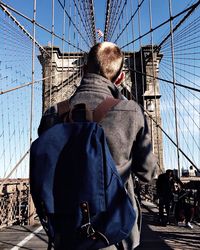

39,73,157,249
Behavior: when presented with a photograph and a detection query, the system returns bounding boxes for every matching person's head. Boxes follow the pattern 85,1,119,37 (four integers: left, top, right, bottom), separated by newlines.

86,42,125,85
166,169,173,178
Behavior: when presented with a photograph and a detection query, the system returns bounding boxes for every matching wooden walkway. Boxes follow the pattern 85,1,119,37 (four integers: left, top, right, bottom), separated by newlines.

0,201,200,249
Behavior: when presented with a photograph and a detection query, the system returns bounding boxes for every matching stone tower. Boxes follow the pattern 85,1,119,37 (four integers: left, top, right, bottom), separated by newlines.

133,46,164,174
38,46,85,112
123,46,164,174
143,46,164,175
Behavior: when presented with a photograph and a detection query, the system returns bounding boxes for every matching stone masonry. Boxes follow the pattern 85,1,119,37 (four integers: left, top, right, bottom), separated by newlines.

38,46,86,112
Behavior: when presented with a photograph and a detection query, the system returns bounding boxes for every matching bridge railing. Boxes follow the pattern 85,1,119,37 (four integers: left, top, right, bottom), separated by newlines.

0,179,30,229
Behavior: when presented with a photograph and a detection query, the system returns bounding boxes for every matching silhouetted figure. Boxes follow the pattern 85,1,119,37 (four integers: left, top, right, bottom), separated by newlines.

156,169,174,226
175,187,196,229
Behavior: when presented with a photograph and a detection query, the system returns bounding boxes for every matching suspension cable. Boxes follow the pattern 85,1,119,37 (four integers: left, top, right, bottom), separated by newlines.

120,1,200,49
0,1,87,51
114,0,145,44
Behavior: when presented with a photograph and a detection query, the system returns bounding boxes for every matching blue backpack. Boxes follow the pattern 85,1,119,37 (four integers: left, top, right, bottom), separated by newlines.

30,98,136,250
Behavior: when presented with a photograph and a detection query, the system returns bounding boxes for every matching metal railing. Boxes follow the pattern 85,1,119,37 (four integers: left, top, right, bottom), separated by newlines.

0,179,30,228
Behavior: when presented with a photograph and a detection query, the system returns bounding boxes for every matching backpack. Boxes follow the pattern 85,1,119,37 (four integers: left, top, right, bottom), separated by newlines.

30,97,136,250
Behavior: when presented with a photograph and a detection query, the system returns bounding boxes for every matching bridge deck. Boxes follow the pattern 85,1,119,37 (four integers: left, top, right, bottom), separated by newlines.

0,201,200,250
137,201,200,249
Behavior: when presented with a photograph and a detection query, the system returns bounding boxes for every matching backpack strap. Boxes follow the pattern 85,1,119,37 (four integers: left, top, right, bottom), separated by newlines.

93,97,121,123
57,100,70,116
57,97,121,123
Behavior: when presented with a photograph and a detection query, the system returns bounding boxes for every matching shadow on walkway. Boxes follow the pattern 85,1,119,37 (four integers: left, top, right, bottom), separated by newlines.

136,200,200,250
135,208,173,249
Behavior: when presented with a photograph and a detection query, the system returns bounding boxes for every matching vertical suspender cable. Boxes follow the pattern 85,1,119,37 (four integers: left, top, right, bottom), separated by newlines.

74,1,76,85
130,0,138,102
50,0,55,107
148,0,155,155
168,0,181,177
137,0,145,106
61,0,66,99
106,0,114,41
108,0,117,41
110,0,124,42
79,9,85,78
149,0,160,164
125,0,129,98
29,0,37,225
104,0,111,41
30,0,36,151
89,0,96,45
77,2,81,78
68,0,71,86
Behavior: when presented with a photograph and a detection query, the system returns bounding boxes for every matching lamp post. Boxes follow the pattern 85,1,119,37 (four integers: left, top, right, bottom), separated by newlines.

146,98,155,112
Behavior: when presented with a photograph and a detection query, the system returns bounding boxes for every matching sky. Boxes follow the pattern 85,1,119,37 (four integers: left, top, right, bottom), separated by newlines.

1,0,194,49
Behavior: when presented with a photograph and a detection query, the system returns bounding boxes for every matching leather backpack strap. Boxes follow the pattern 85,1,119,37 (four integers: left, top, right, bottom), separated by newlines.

57,100,70,115
57,97,121,123
93,97,121,123
57,100,70,122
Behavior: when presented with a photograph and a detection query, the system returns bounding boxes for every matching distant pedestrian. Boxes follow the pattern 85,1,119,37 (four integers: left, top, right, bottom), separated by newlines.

189,165,196,177
174,188,195,228
156,169,174,225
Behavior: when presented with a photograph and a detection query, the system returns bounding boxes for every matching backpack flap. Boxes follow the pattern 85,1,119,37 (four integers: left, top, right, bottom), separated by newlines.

30,123,106,214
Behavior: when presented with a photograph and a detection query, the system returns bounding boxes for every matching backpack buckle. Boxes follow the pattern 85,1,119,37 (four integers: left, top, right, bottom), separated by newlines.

80,222,110,246
80,202,93,237
80,222,95,238
79,202,110,245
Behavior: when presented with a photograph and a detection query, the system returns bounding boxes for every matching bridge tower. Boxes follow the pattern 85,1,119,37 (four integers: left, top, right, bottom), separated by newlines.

142,46,164,175
38,47,85,111
39,45,164,174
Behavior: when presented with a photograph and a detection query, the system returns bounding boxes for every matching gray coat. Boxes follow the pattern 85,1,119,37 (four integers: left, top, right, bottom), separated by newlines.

39,73,157,249
69,73,157,249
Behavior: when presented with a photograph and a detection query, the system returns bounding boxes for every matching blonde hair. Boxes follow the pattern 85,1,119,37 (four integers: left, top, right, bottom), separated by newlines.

87,42,124,82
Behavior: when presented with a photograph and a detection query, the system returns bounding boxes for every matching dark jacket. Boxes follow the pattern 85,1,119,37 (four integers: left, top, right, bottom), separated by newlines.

39,73,157,249
156,173,173,200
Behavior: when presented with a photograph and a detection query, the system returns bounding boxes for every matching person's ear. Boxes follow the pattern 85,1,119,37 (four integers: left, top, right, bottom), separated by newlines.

114,71,125,86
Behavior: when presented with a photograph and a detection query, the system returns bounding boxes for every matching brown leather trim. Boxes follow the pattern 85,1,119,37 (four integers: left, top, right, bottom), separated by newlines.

93,97,121,123
57,100,70,116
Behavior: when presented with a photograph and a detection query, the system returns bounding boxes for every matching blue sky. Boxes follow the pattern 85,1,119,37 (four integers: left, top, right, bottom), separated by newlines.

1,0,193,49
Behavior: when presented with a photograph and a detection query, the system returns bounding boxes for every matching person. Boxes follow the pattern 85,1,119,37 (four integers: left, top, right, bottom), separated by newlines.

174,186,196,229
171,177,184,222
38,42,157,249
189,165,196,177
134,176,142,204
156,169,174,226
